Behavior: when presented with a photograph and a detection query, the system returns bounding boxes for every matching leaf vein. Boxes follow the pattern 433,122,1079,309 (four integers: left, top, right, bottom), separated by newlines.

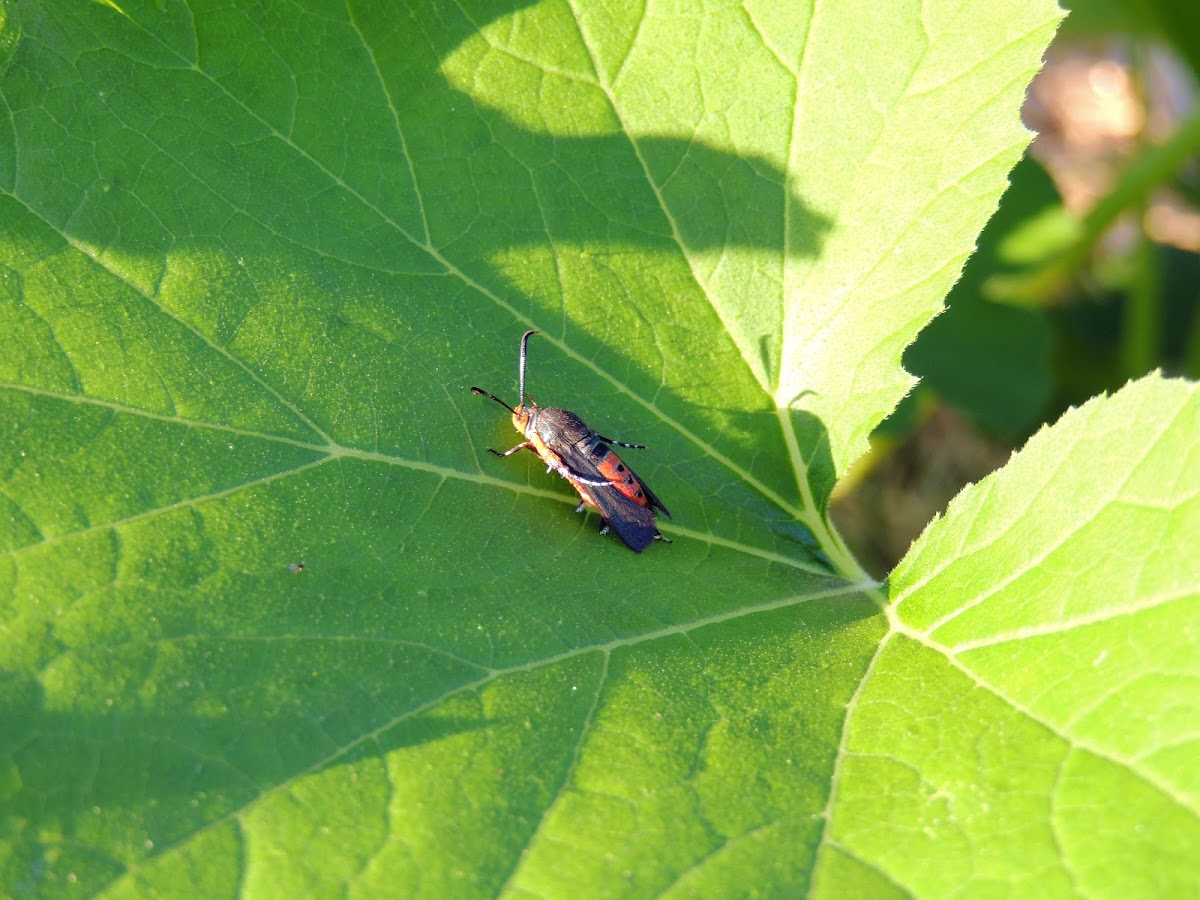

51,7,802,521
919,393,1184,635
99,581,876,894
898,623,1200,818
493,650,610,895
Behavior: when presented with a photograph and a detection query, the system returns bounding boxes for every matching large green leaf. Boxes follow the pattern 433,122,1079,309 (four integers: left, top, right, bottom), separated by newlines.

846,373,1200,896
7,2,1194,898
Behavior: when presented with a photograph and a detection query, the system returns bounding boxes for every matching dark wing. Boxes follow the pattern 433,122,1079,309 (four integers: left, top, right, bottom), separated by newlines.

628,467,670,519
580,480,661,553
558,444,665,553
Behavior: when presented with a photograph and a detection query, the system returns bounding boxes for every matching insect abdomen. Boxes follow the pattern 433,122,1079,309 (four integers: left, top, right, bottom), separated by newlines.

593,446,650,505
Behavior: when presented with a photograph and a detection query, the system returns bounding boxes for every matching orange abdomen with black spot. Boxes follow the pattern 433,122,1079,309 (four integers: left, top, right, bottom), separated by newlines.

594,447,651,506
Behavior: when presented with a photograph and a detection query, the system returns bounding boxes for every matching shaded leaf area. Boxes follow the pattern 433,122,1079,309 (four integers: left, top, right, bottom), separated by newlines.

827,376,1200,896
0,0,1068,896
0,0,846,550
3,542,881,896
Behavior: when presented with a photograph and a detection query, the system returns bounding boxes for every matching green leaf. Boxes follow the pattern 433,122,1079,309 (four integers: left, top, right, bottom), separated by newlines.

870,374,1200,896
903,156,1059,437
9,2,1191,899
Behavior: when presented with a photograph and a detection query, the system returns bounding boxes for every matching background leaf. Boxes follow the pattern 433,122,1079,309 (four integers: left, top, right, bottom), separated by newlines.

867,374,1200,896
9,2,1193,899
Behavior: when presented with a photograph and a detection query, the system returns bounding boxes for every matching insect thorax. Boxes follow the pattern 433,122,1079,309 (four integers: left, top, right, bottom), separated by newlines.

526,406,594,446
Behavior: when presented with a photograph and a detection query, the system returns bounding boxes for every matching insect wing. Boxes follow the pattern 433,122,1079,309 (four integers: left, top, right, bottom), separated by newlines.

576,474,661,552
559,441,664,552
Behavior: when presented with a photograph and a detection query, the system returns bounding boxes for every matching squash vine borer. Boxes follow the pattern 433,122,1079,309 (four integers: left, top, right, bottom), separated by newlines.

471,330,671,552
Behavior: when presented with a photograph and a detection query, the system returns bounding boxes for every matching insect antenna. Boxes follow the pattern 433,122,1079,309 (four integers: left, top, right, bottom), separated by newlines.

470,386,517,414
519,329,538,405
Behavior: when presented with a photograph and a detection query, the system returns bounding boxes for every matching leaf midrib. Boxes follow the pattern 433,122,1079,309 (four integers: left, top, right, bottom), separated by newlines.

0,382,833,574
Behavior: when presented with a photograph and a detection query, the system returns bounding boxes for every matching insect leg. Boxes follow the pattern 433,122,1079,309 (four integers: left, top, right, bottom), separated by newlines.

488,442,536,458
595,434,646,449
561,463,618,487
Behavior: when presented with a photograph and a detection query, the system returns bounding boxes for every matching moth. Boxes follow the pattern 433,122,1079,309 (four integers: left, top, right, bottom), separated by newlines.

471,331,671,552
